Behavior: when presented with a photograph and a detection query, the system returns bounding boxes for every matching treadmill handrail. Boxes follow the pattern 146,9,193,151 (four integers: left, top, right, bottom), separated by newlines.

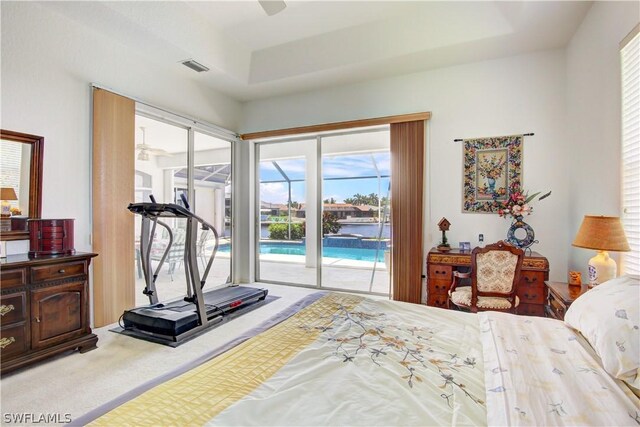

153,220,173,280
130,200,220,300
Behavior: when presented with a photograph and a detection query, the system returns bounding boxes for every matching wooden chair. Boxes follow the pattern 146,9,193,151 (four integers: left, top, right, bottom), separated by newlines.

448,241,524,313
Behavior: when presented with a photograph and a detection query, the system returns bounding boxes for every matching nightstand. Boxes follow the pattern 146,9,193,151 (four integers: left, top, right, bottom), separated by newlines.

544,281,589,321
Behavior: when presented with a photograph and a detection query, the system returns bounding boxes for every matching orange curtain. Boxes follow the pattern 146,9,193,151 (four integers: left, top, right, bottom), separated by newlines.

390,121,425,303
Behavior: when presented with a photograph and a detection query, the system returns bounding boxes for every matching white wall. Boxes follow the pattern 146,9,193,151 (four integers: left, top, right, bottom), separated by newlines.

1,2,241,254
566,2,639,276
241,50,571,281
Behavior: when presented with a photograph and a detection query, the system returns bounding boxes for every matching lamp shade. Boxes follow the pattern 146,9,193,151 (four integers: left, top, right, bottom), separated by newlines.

572,215,630,252
0,187,17,201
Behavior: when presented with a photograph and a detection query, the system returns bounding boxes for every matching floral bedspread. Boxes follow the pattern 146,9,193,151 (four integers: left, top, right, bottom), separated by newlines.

480,311,640,426
84,293,639,426
211,294,487,426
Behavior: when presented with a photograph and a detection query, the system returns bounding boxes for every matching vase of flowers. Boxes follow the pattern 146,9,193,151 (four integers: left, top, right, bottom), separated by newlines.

498,184,551,249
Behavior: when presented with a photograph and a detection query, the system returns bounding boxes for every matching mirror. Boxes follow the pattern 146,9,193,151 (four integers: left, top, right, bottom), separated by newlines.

0,130,43,240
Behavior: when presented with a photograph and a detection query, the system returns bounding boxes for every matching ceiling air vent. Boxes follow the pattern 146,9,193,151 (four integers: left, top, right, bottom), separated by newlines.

181,59,210,73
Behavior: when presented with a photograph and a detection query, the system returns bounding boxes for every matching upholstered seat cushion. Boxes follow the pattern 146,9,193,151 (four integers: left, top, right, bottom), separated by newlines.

449,286,519,310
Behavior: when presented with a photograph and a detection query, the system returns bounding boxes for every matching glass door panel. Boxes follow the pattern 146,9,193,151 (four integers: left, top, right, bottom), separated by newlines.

134,115,189,305
192,131,232,287
257,140,317,286
321,130,391,295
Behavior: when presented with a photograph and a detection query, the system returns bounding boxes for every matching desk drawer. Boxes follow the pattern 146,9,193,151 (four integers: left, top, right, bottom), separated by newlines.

517,282,546,305
428,265,452,280
520,271,544,287
517,303,545,317
31,261,86,283
427,294,448,309
0,291,27,325
0,268,27,289
429,279,450,295
0,323,28,358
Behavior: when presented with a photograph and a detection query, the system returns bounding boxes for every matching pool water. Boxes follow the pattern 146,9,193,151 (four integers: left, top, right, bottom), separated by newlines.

219,242,385,262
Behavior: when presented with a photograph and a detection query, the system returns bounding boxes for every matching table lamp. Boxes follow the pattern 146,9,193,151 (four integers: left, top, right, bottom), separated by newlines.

1,187,17,218
572,215,630,287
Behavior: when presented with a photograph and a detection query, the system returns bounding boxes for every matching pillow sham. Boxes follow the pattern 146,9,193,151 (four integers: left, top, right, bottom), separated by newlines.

564,274,640,388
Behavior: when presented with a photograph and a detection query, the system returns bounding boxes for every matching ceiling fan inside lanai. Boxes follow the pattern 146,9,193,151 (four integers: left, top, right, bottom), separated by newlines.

258,1,286,16
136,127,169,161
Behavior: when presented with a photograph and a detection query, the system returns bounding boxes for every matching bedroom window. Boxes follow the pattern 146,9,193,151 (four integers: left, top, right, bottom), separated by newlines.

621,26,639,275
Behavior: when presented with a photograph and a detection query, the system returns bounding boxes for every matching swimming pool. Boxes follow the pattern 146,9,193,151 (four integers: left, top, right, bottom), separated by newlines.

218,242,385,262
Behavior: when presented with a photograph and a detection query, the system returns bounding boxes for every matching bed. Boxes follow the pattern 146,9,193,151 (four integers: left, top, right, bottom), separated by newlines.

74,276,640,426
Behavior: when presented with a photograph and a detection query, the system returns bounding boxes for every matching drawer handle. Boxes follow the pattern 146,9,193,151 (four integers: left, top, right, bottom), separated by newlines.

0,304,15,316
0,337,15,349
524,293,538,300
34,316,40,323
436,270,447,275
524,276,538,284
58,269,66,274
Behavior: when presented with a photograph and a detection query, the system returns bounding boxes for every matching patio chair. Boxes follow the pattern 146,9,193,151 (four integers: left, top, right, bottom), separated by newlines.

149,228,186,281
196,228,215,270
448,241,524,313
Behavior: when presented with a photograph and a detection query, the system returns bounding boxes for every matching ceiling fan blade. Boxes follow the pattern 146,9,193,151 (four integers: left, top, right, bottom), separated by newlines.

136,145,169,155
259,0,286,16
146,148,169,155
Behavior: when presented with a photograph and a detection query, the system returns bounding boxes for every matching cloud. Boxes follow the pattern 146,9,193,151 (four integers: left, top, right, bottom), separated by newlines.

260,182,305,204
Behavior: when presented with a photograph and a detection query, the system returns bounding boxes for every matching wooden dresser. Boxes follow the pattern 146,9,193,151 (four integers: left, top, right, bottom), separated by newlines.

426,248,550,316
0,252,98,374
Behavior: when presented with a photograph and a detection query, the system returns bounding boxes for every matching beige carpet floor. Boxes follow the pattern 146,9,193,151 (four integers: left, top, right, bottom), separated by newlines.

0,283,323,425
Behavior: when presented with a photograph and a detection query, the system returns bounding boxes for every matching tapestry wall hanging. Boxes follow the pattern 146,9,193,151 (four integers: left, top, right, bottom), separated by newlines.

462,134,523,213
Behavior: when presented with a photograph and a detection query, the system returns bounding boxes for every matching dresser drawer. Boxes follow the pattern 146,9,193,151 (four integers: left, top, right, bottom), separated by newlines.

428,265,452,279
517,303,545,317
517,282,546,305
30,261,86,283
0,291,27,325
429,279,451,295
0,323,28,358
0,268,27,289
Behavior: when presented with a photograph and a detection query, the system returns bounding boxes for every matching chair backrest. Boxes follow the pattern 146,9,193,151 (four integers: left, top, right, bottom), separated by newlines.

471,241,524,299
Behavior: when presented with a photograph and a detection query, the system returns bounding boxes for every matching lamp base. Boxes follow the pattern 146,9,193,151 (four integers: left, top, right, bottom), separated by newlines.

588,250,617,288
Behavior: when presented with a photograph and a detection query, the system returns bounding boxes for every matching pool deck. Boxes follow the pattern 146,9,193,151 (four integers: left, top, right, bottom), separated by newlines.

136,252,389,306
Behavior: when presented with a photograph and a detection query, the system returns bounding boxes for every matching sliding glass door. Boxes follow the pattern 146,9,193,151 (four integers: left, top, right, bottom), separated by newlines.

256,140,317,285
133,113,234,306
321,130,390,293
254,128,391,295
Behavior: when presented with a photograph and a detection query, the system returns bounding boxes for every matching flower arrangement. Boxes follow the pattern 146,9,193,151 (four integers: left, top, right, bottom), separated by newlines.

498,183,551,220
477,154,506,181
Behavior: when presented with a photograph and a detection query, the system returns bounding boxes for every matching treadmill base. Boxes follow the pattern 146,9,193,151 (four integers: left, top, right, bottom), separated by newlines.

117,286,271,347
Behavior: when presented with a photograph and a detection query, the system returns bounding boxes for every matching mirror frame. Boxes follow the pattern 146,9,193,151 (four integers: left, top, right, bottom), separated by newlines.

0,129,44,241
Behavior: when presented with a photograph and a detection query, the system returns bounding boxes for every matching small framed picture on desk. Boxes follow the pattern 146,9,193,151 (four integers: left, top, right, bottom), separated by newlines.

459,242,471,252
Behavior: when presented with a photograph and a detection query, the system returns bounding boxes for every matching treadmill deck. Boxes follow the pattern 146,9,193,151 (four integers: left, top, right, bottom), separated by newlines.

123,286,268,339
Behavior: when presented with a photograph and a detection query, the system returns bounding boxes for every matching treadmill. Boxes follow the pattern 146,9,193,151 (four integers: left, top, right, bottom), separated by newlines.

122,194,268,345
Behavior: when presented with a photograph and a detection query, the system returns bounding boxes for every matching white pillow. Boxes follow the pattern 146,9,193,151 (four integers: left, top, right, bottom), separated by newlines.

564,274,640,388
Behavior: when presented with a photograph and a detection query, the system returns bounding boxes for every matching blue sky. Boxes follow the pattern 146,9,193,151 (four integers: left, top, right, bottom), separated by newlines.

259,153,390,204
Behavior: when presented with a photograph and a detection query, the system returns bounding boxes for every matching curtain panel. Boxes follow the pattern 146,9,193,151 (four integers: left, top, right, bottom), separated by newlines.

92,88,135,327
390,121,425,304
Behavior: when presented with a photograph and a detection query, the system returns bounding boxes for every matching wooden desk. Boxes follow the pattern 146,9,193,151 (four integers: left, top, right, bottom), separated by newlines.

545,281,589,321
426,248,550,316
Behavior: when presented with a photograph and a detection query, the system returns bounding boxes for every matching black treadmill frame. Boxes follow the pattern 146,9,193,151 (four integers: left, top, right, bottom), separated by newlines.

124,200,266,345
